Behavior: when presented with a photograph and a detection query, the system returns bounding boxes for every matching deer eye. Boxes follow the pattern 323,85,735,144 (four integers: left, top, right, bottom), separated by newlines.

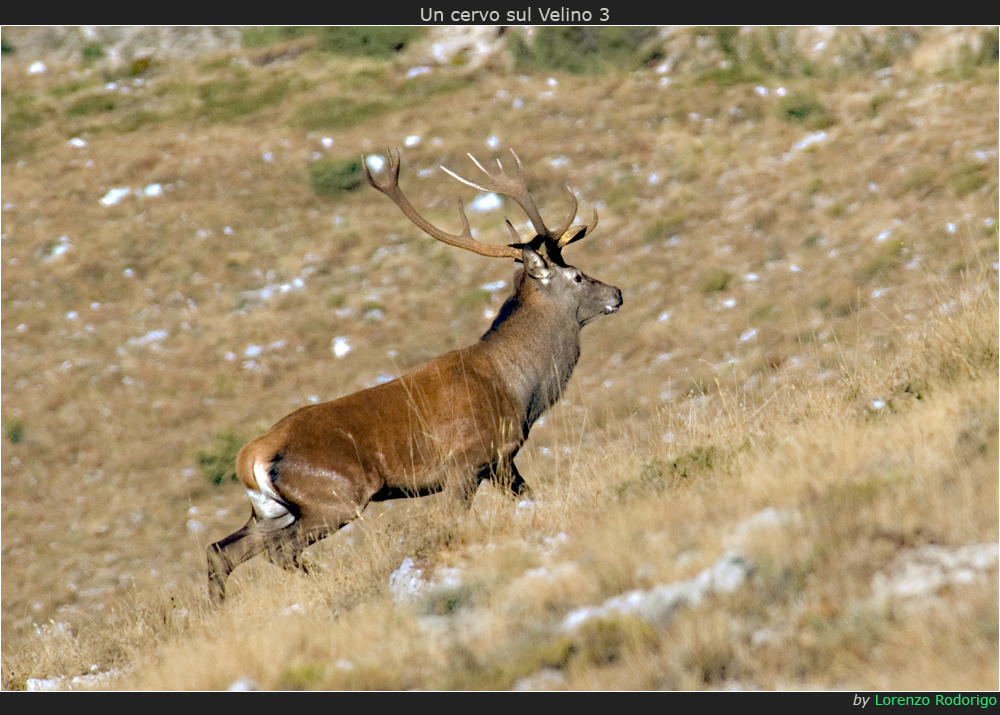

573,273,582,283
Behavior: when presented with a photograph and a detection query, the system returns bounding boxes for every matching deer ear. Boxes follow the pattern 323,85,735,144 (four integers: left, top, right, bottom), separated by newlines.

521,247,552,281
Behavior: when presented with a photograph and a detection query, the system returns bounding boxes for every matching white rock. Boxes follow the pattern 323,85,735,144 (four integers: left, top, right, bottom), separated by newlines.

871,543,999,602
332,337,351,358
470,193,502,212
100,188,130,206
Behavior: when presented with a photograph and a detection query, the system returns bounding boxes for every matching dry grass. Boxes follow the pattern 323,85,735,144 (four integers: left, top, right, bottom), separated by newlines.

1,28,997,690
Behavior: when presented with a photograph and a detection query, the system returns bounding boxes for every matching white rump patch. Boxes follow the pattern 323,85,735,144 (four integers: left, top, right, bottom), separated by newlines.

246,460,295,528
247,489,294,528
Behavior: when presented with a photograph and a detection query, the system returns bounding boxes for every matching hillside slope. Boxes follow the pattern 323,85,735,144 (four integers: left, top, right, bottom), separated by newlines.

2,26,997,690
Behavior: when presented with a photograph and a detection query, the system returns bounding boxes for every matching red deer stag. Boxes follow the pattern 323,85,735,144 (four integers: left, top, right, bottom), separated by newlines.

207,149,622,602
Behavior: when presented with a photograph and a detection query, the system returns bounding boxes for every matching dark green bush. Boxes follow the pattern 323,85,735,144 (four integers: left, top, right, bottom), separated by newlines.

309,158,363,196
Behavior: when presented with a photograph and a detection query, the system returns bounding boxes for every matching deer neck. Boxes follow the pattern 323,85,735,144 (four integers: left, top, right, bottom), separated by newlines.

477,286,581,428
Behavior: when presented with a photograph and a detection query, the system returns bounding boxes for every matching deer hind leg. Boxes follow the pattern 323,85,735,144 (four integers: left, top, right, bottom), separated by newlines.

207,514,268,603
263,491,375,572
208,513,319,602
263,521,324,574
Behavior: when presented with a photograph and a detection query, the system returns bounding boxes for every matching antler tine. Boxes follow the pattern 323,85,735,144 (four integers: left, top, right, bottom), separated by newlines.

365,149,522,261
442,149,555,242
443,149,596,260
504,219,524,246
548,184,580,243
557,207,599,248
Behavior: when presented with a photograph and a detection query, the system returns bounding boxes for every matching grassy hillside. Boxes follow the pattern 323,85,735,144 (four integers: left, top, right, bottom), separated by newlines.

1,27,997,690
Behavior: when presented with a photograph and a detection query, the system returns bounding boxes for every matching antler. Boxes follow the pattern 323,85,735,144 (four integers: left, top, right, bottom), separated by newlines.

364,148,522,260
443,149,598,258
365,148,599,264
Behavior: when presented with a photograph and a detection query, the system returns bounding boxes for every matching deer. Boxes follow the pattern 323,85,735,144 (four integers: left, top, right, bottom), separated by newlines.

206,148,622,602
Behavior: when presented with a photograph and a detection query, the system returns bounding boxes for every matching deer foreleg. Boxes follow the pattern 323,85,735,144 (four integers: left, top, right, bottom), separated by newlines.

505,460,532,498
483,452,532,498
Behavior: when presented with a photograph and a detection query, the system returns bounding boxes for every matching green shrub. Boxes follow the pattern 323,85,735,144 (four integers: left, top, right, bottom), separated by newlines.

197,75,289,122
778,91,834,129
701,267,732,293
644,213,686,243
82,42,104,62
616,457,671,501
898,166,939,197
4,104,45,133
510,27,662,74
4,418,25,444
68,93,116,117
309,158,364,196
948,162,989,197
977,28,1000,65
294,97,392,132
240,27,421,59
196,430,248,485
130,57,151,76
315,27,421,58
241,26,311,49
669,444,720,479
278,661,328,690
